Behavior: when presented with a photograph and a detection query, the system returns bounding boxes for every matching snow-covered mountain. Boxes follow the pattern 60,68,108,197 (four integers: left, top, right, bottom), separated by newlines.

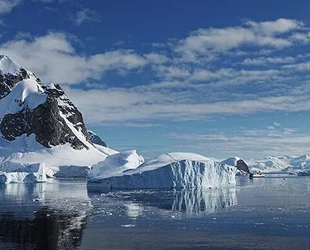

248,154,310,175
0,55,114,177
0,55,96,149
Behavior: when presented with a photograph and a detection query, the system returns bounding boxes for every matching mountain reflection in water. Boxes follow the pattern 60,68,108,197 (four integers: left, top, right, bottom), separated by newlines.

0,180,91,250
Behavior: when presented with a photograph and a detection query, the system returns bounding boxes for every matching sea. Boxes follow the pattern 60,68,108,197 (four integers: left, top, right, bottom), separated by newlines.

0,176,310,250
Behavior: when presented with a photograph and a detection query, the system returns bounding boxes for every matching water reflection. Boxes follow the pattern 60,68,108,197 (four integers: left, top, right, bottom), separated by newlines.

172,188,237,215
91,188,237,217
0,180,91,250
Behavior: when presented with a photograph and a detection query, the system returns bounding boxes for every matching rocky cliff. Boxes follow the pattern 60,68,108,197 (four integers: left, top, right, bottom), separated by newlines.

0,55,105,150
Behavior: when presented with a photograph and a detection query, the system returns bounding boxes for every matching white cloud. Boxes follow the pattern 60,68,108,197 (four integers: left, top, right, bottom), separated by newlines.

143,53,168,64
242,56,295,65
65,84,310,124
0,32,149,84
72,8,100,26
0,0,20,15
290,32,310,43
245,18,303,35
283,61,310,71
175,18,302,62
168,128,310,159
155,65,191,79
190,68,281,85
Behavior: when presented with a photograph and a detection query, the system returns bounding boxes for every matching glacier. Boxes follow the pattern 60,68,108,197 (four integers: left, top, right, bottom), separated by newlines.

87,153,237,190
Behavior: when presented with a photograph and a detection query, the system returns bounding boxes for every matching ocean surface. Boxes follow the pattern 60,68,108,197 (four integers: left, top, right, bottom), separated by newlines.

0,176,310,250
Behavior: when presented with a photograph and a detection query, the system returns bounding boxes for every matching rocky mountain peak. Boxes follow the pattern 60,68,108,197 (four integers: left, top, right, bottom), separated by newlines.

0,55,106,150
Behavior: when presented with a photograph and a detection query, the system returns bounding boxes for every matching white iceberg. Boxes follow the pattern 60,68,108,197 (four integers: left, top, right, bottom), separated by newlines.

87,152,237,190
0,163,47,184
89,150,144,180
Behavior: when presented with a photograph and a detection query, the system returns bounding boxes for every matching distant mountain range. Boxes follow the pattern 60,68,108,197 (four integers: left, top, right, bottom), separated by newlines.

247,155,310,175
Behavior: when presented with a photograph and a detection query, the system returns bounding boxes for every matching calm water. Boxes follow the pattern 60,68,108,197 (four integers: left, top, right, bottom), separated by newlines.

0,176,310,250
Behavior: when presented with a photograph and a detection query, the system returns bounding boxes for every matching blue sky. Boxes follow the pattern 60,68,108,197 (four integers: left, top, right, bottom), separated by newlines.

1,0,310,160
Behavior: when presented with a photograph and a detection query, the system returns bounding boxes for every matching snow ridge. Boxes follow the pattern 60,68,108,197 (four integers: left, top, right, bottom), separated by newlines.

0,55,21,75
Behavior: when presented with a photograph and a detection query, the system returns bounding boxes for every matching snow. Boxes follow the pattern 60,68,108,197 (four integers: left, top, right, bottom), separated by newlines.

131,152,211,173
0,55,21,75
87,152,237,190
58,111,93,149
0,75,46,120
0,136,117,178
93,143,118,155
89,150,144,180
249,155,307,174
220,157,241,167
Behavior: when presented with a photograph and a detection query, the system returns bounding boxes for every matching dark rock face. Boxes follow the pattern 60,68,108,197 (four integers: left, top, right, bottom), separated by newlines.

236,159,250,174
0,66,102,150
0,69,30,100
88,130,107,147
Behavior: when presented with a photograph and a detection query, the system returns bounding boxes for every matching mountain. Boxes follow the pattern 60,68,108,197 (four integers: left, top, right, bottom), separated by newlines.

249,155,310,175
0,55,113,177
88,130,107,147
0,55,96,149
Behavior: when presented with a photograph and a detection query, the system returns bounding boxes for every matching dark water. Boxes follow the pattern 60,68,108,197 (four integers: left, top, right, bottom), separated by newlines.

0,176,310,250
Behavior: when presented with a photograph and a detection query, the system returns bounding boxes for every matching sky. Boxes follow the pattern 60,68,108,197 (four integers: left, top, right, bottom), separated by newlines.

1,0,310,160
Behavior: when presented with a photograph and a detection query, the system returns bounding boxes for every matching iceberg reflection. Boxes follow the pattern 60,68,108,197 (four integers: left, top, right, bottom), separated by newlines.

90,188,237,217
171,188,237,215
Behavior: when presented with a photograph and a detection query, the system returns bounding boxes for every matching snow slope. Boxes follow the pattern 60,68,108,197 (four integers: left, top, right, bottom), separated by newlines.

0,73,46,122
0,138,116,178
0,55,21,75
89,150,144,180
87,152,237,190
220,157,241,167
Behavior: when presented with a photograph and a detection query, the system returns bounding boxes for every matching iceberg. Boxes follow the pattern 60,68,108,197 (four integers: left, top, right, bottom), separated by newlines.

89,150,145,180
87,152,237,190
0,163,47,184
